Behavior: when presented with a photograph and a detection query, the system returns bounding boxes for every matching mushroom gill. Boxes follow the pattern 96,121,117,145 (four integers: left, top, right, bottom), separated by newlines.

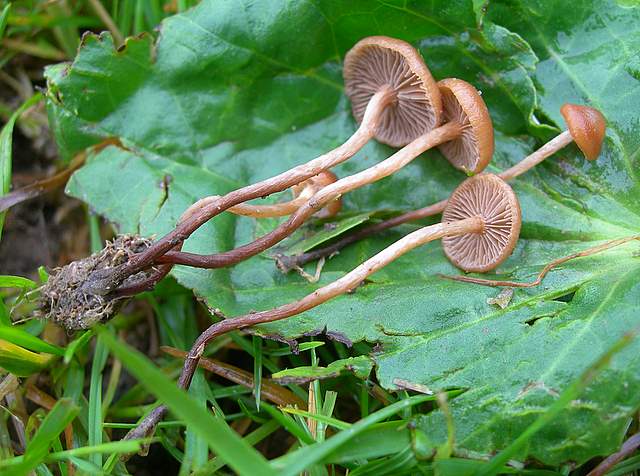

344,37,441,147
442,174,521,272
437,78,494,174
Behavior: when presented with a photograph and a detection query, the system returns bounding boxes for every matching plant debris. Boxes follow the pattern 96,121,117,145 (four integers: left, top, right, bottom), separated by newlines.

39,235,154,330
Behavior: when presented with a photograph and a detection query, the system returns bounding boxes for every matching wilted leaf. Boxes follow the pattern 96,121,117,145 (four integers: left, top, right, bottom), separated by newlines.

47,0,640,465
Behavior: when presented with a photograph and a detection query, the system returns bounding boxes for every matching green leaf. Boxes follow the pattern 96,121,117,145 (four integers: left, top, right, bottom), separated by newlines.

48,0,640,466
0,94,42,238
94,327,276,476
0,326,65,356
0,275,37,289
272,355,373,384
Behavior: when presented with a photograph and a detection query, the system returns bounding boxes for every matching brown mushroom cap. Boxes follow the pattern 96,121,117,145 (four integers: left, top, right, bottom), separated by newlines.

560,103,606,161
436,78,494,174
442,174,520,273
291,171,342,219
343,36,442,148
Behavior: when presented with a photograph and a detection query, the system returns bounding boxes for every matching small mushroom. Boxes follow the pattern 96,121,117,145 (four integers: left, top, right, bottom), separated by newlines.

344,36,442,147
272,104,606,271
441,174,521,272
184,172,341,220
437,78,494,174
500,103,606,180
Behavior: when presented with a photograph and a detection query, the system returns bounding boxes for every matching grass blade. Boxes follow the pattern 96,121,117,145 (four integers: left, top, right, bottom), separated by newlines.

0,326,64,355
88,334,109,467
273,394,431,475
0,93,42,239
0,275,36,289
95,327,276,476
253,335,262,410
0,338,52,376
5,398,79,476
0,3,10,40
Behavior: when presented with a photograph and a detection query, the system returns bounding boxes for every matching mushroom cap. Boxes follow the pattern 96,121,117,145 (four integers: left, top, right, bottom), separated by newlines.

343,36,442,148
292,171,342,219
436,78,494,174
442,174,521,273
560,103,606,161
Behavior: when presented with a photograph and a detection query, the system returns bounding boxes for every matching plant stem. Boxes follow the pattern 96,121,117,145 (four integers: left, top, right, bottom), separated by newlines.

279,130,576,271
125,216,483,440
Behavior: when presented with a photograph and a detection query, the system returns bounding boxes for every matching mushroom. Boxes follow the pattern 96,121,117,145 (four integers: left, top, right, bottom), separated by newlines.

344,36,442,147
276,104,605,271
153,78,495,270
499,103,606,180
436,78,494,174
184,172,341,219
125,174,521,440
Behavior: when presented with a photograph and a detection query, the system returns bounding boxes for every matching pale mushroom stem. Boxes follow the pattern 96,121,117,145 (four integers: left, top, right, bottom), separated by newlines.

154,120,464,268
499,130,573,181
184,193,311,219
124,215,484,441
101,87,396,288
278,129,579,271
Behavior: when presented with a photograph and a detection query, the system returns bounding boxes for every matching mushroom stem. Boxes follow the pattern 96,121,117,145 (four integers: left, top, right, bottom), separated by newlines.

124,215,483,441
98,86,396,290
499,130,573,181
154,121,463,268
278,126,596,271
186,194,311,219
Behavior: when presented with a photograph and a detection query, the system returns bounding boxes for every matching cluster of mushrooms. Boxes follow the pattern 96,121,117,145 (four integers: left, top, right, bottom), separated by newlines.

41,36,606,440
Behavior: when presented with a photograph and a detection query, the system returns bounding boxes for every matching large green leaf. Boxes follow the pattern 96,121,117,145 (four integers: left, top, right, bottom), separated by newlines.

46,0,640,465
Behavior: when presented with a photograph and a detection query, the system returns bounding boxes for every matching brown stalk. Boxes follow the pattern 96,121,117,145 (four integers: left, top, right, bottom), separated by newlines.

115,120,463,297
586,431,640,476
153,121,462,269
126,217,483,440
94,88,394,295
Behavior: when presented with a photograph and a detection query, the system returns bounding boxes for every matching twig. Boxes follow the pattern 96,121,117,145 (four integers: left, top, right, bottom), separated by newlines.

0,154,85,212
439,235,640,288
160,346,306,408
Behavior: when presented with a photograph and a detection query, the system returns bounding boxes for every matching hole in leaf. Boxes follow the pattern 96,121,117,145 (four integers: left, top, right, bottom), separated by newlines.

552,291,576,303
